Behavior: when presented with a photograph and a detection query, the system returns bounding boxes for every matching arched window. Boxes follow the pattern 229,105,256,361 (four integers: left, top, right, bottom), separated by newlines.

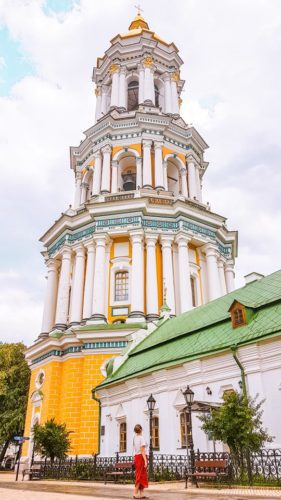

154,84,160,107
119,421,127,452
127,81,139,111
115,271,129,302
190,276,197,307
152,416,160,450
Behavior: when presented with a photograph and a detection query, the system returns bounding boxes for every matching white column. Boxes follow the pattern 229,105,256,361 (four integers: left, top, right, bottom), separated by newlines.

225,260,235,293
92,151,102,195
175,235,193,313
101,85,108,116
154,142,164,190
80,182,88,204
218,257,227,296
40,259,59,336
118,67,127,109
143,58,155,104
73,172,82,209
180,168,188,198
55,248,72,329
204,243,221,301
91,235,108,322
195,166,202,202
163,160,168,190
95,86,102,122
111,160,118,193
101,145,111,193
128,232,145,320
164,74,172,114
146,234,159,321
187,156,198,199
171,73,179,115
83,241,95,321
138,64,145,104
142,140,152,188
69,245,86,325
160,235,175,315
136,157,142,189
110,64,120,108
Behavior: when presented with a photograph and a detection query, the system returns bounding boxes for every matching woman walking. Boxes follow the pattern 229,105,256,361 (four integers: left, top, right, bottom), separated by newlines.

133,424,148,499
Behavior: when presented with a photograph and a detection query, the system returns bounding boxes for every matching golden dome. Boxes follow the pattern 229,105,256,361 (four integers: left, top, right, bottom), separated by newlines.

128,13,149,31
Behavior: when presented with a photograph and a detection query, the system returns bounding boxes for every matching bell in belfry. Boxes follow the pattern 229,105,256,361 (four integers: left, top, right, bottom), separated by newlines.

122,170,136,191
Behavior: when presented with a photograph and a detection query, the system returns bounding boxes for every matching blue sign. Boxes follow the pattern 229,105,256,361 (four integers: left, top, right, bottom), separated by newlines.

14,436,29,441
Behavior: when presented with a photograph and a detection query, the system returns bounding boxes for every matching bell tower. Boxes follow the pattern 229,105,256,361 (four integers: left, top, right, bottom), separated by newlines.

23,12,238,459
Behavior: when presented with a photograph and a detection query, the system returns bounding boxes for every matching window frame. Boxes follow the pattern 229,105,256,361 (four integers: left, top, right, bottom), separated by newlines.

119,421,127,453
127,80,139,111
230,303,247,329
114,270,129,302
151,416,160,451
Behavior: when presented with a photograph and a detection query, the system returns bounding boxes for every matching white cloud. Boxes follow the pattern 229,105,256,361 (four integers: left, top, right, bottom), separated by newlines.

0,0,280,344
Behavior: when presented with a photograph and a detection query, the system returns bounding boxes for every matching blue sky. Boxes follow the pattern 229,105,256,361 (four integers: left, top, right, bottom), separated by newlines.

0,0,281,345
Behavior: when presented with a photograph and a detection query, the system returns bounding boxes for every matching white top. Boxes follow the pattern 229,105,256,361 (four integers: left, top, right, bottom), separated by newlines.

133,434,147,455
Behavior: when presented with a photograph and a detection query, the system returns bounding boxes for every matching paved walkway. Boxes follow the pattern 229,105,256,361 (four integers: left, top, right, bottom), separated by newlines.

0,473,281,499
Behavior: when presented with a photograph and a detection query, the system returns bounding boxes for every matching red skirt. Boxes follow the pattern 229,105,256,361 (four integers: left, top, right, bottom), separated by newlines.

134,454,148,489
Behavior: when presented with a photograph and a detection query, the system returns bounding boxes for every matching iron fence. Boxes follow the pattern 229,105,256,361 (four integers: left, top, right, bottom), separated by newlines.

32,448,281,484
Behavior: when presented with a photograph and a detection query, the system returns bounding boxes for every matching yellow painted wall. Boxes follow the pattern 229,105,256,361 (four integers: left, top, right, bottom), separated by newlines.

23,353,114,457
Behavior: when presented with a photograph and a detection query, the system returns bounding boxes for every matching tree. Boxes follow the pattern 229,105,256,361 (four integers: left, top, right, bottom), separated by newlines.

33,418,71,463
199,391,272,480
0,342,30,464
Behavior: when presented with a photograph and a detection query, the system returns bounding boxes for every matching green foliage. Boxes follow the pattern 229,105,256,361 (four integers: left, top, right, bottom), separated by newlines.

0,343,30,448
198,391,272,475
33,418,71,463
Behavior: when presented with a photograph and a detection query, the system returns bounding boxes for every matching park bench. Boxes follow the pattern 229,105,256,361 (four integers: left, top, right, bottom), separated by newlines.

22,464,42,481
104,461,134,484
185,458,230,488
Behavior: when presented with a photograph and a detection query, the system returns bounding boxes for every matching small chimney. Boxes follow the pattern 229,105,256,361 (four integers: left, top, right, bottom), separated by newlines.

244,272,264,285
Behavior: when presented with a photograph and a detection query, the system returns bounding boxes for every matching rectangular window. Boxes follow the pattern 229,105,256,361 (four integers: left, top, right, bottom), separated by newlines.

119,421,127,452
115,271,129,302
190,276,197,307
180,412,191,448
152,416,160,450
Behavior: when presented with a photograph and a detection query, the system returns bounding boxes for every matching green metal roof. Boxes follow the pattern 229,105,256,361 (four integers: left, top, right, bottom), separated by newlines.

98,270,281,389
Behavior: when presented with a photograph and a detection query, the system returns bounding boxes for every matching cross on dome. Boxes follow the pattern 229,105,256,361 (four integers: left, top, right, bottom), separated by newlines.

129,5,149,31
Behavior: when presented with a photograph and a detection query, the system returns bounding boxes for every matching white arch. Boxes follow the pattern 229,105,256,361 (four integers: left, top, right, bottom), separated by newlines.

164,153,186,170
113,147,141,161
82,167,94,184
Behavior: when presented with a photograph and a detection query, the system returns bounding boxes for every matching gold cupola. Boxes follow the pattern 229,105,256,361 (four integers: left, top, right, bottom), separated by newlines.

128,12,149,31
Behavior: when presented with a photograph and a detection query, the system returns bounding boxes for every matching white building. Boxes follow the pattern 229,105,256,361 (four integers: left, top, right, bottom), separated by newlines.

97,270,281,456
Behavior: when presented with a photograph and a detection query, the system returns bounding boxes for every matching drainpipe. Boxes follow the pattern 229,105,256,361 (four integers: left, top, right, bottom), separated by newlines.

230,346,247,398
92,387,101,455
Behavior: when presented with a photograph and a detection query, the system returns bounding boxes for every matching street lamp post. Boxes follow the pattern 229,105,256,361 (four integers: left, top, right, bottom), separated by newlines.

182,386,195,485
146,394,156,480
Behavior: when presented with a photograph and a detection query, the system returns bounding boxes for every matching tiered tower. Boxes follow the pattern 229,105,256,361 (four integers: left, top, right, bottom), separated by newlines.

23,12,238,459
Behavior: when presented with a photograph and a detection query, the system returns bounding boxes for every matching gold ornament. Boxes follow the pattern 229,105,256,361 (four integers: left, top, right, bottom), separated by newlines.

95,87,101,97
171,71,180,81
109,63,120,74
143,56,153,67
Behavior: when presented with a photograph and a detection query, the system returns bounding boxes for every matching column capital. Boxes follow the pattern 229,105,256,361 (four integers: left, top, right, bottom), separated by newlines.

93,150,101,159
186,154,197,165
154,141,163,150
202,243,219,258
142,56,154,68
175,233,191,246
130,230,144,244
160,234,174,247
93,234,110,246
101,144,112,155
143,139,152,148
136,156,142,164
73,244,86,257
84,240,95,252
60,247,72,258
112,159,118,167
46,258,59,271
180,167,187,176
217,256,226,267
76,171,82,180
145,233,158,246
137,63,145,72
163,72,171,82
119,66,127,75
225,259,235,271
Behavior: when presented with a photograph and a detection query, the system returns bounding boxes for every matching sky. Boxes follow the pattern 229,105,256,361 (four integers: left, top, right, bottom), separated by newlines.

0,0,280,346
